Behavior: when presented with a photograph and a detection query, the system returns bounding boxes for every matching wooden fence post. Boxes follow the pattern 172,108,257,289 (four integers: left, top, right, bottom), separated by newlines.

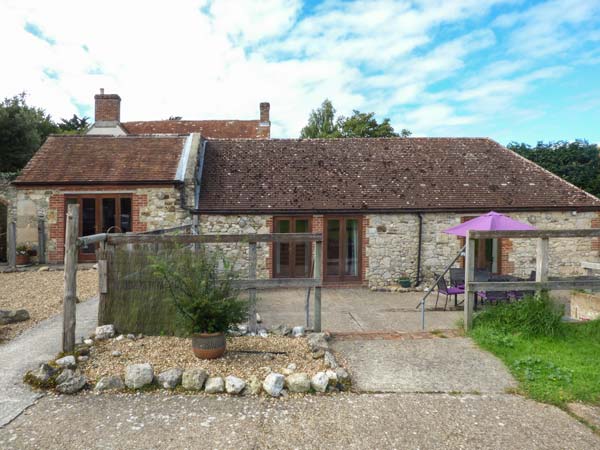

248,241,258,333
63,204,79,353
8,220,16,269
38,217,46,264
314,240,322,332
536,237,549,296
464,232,475,332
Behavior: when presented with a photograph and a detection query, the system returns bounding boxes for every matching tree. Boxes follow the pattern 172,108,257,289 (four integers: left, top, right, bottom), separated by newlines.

300,99,409,139
57,114,90,134
0,93,58,172
507,140,600,197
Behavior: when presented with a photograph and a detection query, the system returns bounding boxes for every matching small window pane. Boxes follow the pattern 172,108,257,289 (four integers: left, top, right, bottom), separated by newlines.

120,198,132,233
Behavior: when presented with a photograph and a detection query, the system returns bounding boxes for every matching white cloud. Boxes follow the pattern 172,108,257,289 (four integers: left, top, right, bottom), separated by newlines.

0,0,597,139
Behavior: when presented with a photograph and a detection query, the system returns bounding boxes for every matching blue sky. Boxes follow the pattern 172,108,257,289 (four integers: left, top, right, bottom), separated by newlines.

2,0,600,145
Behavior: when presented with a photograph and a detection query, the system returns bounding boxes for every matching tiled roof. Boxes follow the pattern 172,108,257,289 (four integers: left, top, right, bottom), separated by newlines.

122,120,268,138
14,135,187,185
198,137,600,212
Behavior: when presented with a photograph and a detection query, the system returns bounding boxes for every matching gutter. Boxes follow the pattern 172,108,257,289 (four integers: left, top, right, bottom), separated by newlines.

190,206,600,214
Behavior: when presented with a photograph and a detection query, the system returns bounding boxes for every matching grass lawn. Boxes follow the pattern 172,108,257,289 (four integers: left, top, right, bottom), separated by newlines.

469,296,600,406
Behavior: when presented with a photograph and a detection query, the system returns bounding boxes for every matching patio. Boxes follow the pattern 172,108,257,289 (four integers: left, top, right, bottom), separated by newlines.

256,288,460,333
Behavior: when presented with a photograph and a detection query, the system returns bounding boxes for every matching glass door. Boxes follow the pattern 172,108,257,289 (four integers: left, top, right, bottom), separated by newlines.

273,217,311,278
67,195,132,261
324,217,361,282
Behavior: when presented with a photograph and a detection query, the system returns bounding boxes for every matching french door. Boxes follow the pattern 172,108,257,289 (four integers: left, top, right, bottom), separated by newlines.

66,195,132,261
324,217,361,282
273,217,311,278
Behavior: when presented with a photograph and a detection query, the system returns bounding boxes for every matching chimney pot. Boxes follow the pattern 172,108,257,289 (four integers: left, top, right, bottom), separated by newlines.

260,102,270,124
100,88,104,95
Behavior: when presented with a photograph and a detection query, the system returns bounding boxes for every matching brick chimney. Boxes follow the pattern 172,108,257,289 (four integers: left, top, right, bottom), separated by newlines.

260,102,270,124
94,88,121,122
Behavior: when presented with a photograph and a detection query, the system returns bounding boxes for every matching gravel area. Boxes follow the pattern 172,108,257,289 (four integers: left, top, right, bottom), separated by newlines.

0,269,98,343
82,335,327,382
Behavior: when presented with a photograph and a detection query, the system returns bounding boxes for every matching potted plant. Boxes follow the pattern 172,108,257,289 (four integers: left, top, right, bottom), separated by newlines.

397,273,412,288
152,247,247,359
16,245,31,265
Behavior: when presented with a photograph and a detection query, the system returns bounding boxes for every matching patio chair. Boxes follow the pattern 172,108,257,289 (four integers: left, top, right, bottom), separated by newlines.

434,273,465,310
510,270,536,301
449,268,465,288
477,290,511,305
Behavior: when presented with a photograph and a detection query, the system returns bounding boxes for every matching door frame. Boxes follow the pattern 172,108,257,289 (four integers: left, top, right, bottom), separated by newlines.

64,194,133,262
323,216,362,283
272,216,312,278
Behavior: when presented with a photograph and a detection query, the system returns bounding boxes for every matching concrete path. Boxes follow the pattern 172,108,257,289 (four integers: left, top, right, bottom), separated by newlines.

0,297,98,427
1,392,599,449
257,288,461,332
333,336,517,393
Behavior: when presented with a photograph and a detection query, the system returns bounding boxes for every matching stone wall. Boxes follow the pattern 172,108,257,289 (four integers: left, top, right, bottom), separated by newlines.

15,185,192,262
365,211,599,287
199,215,271,278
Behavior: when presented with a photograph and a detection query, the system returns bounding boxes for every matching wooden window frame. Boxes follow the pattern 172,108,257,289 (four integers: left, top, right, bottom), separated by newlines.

323,216,362,283
272,216,312,279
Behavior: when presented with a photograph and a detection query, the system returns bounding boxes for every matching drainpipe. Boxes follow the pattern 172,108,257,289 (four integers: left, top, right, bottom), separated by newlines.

416,212,423,286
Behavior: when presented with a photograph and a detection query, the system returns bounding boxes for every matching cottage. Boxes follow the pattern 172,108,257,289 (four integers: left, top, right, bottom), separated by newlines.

9,91,600,286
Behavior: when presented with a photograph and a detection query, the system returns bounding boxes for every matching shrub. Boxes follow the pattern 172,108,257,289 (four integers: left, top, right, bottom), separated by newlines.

152,247,247,335
473,294,564,337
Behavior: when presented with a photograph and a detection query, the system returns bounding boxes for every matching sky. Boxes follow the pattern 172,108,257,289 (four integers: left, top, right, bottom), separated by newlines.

1,0,599,145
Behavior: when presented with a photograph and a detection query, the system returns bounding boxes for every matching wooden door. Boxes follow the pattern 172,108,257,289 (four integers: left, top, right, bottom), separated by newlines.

324,217,361,282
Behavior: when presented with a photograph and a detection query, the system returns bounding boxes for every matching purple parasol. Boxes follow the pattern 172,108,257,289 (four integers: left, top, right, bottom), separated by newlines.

443,211,536,237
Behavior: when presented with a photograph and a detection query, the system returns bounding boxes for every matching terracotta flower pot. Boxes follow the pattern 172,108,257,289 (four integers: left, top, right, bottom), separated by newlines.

192,332,226,359
16,254,30,265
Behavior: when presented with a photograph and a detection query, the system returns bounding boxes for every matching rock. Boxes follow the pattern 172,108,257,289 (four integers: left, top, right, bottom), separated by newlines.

38,266,49,272
286,373,311,393
335,367,350,381
311,372,329,392
258,328,268,338
77,346,90,356
55,369,75,385
263,373,285,397
312,350,325,359
256,313,262,323
77,356,89,362
115,334,125,341
204,377,225,394
326,369,338,381
324,351,338,368
225,376,246,394
95,375,125,392
95,324,115,340
111,351,122,357
307,333,329,352
244,376,262,395
287,363,297,371
28,363,57,384
126,334,136,340
84,338,94,345
157,368,183,389
56,371,87,394
55,355,76,369
0,309,30,325
124,363,154,389
182,368,208,390
237,324,248,335
292,326,305,337
269,324,291,336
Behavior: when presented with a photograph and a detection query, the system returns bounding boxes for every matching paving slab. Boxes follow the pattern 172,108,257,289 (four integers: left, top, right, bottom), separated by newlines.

257,288,460,332
1,392,598,449
0,297,98,427
332,336,517,393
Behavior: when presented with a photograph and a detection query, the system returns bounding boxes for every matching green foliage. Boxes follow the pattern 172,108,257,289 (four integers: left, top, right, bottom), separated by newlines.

507,140,600,197
473,294,564,337
300,99,409,138
471,296,600,405
0,93,58,172
57,114,90,134
152,247,247,334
